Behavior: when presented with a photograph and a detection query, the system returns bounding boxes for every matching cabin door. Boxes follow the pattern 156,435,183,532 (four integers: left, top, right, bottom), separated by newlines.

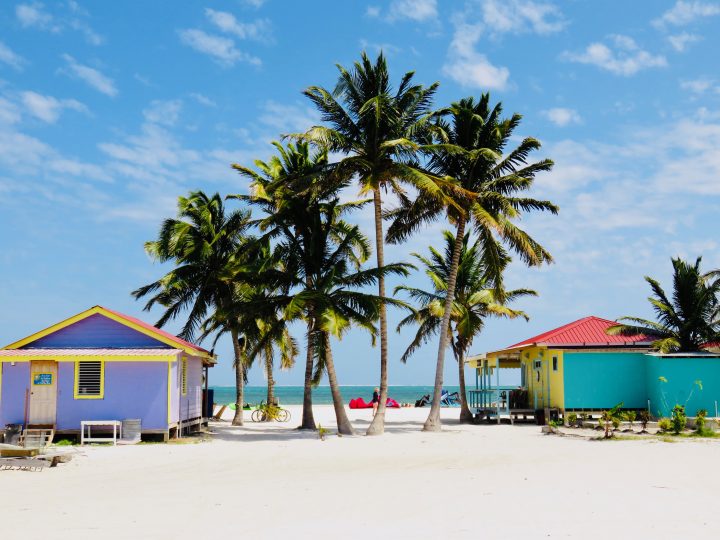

28,360,58,426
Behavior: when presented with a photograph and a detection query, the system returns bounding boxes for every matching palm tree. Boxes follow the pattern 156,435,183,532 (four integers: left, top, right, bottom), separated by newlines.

200,240,298,413
233,141,410,434
300,52,445,435
132,191,252,426
607,257,720,352
387,95,558,431
232,141,342,430
396,231,536,422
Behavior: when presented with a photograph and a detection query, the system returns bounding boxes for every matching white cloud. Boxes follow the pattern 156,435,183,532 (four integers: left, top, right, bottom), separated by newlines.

563,35,667,76
542,107,581,127
21,91,87,123
67,18,104,46
667,32,700,51
442,1,565,90
648,114,720,195
205,9,273,43
367,0,438,22
0,41,25,70
0,97,22,125
15,2,103,45
190,93,216,107
442,22,510,90
258,100,320,133
389,0,437,22
178,29,261,66
653,1,720,28
60,54,117,96
359,39,402,56
680,78,715,94
480,0,566,36
242,0,267,7
142,99,182,126
16,3,56,30
0,127,111,184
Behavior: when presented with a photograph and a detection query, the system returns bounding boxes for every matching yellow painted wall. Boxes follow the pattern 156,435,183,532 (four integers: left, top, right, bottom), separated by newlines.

519,347,564,409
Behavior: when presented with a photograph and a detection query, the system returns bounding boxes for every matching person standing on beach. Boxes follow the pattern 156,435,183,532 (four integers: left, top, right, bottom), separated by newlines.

371,387,380,416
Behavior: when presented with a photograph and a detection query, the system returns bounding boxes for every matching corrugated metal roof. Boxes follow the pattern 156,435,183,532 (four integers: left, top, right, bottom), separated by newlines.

0,348,183,357
507,316,651,348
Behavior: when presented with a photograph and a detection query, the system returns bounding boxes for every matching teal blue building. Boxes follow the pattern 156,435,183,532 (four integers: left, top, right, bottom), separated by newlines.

481,316,720,417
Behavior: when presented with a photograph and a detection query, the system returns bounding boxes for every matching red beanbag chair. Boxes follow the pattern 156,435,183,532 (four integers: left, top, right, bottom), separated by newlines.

349,397,372,409
349,397,401,409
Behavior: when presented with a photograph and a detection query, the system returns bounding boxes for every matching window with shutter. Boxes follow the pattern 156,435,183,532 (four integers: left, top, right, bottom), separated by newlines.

75,361,104,399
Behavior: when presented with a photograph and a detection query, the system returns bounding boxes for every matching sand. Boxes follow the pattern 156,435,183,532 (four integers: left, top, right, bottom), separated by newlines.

2,405,719,539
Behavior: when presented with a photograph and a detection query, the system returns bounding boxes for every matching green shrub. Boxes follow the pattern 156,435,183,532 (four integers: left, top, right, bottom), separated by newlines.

694,409,710,435
624,410,636,429
567,413,578,427
638,410,650,431
671,405,687,434
657,418,672,432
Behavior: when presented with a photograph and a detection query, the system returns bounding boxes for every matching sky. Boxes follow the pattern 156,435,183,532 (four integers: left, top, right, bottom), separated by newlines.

1,0,719,388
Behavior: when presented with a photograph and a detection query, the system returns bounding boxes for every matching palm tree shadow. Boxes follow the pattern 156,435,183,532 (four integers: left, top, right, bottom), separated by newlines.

208,422,322,442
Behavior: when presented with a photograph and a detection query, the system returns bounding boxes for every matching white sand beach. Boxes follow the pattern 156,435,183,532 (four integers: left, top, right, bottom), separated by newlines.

3,405,719,540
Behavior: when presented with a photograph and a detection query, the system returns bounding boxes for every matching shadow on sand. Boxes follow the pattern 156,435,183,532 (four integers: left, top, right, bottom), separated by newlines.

207,414,516,441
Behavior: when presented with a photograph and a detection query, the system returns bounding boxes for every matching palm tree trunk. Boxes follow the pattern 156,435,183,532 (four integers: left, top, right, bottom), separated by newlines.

458,348,473,423
323,331,356,435
367,186,388,436
299,325,316,430
265,352,275,412
230,328,244,426
424,216,467,432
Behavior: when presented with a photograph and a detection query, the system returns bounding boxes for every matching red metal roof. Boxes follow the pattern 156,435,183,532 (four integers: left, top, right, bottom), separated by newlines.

506,316,651,349
101,306,211,355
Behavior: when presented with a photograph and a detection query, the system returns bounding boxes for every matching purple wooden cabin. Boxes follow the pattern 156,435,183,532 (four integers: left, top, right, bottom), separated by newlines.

0,306,215,440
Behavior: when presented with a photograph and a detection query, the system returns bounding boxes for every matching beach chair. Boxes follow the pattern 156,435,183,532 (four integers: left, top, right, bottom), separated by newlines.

213,404,228,420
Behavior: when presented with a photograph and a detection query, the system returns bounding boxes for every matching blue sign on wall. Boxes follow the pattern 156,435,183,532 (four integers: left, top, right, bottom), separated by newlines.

33,373,53,385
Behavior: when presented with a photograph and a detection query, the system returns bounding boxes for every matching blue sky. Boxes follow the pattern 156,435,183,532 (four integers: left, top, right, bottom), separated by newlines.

1,1,719,387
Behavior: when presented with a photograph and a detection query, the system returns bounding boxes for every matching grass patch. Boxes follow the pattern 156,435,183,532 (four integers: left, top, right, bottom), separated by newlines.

53,438,78,446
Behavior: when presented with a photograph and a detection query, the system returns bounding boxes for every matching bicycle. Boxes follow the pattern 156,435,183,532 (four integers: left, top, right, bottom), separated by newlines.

250,401,291,423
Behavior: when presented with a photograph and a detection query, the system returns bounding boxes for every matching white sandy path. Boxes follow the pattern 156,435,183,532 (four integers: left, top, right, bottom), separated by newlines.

2,405,719,540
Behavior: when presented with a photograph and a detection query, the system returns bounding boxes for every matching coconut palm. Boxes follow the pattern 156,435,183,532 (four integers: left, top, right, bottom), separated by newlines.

132,191,253,425
300,52,446,435
232,141,348,430
607,257,720,352
200,240,298,413
387,95,558,431
232,141,410,434
396,231,536,422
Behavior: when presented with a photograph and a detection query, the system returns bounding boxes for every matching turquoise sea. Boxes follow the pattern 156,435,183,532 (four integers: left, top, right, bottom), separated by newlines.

211,386,462,406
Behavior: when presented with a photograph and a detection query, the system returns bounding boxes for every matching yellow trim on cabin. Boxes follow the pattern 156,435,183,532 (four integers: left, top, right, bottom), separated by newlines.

484,345,565,409
0,362,3,408
0,355,178,363
3,306,211,359
73,360,105,400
